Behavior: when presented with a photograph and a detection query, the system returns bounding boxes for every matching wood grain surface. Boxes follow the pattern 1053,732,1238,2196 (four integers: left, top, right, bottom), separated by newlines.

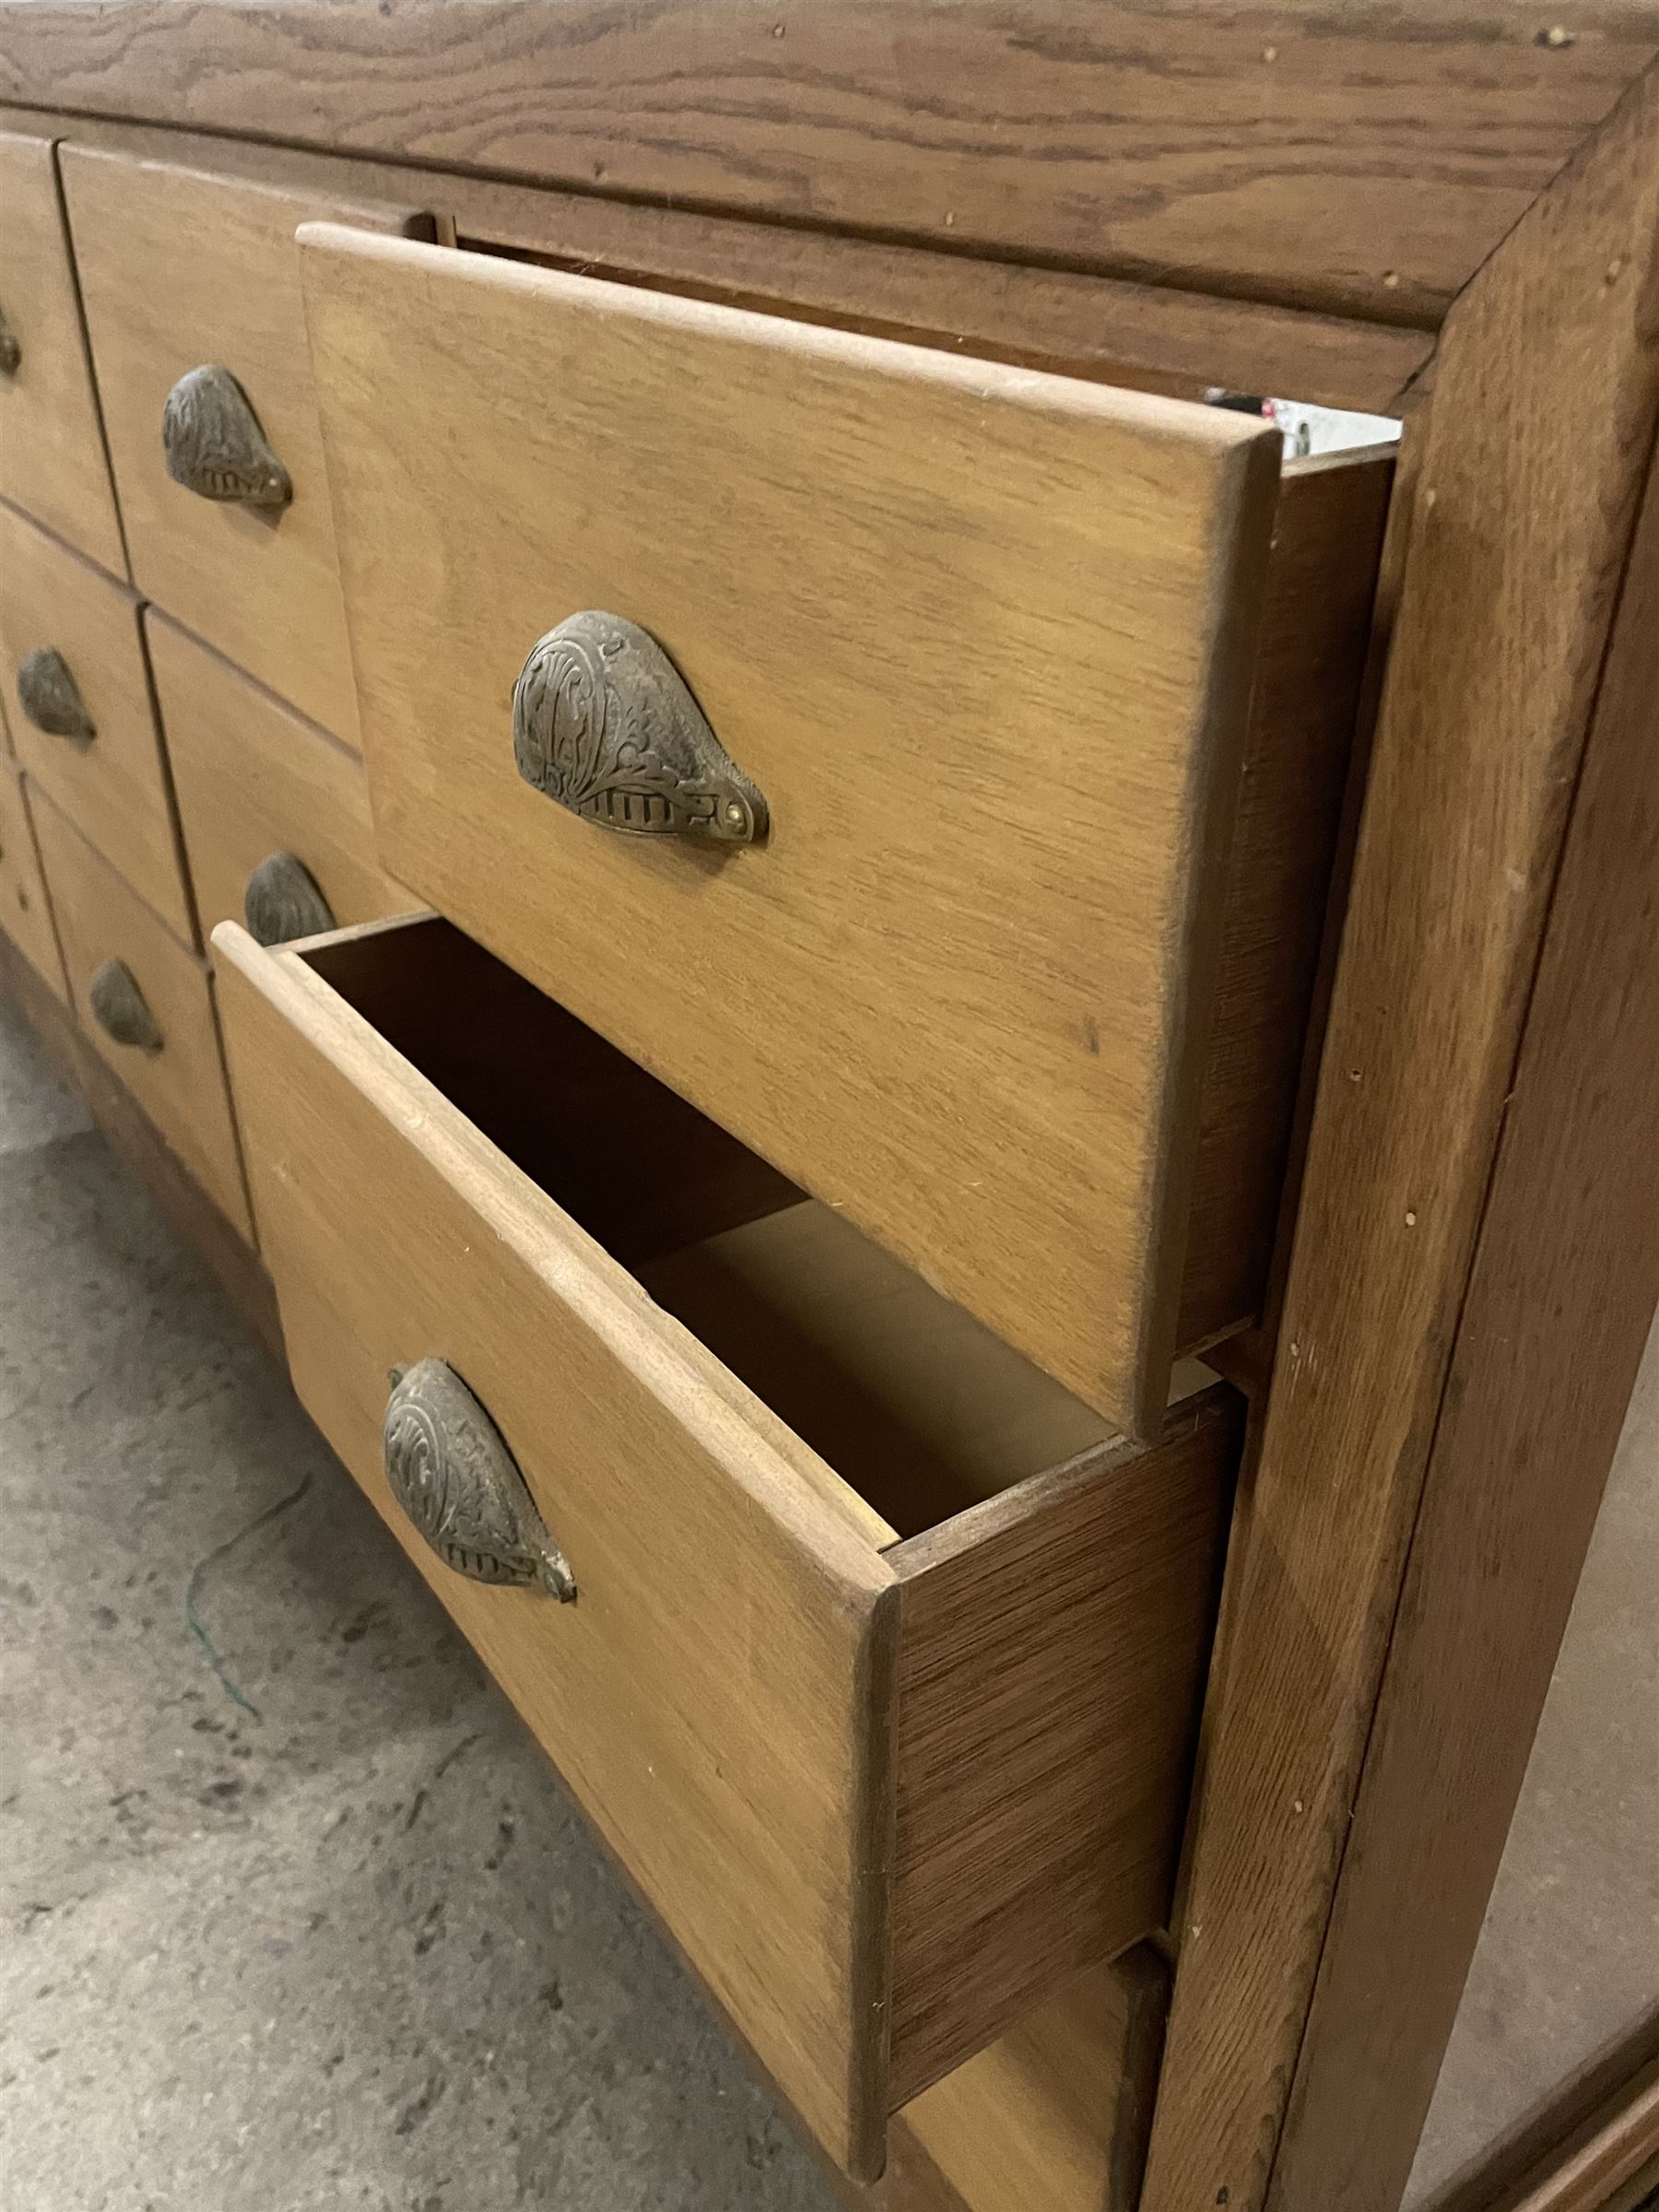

214,914,901,2178
0,758,68,1001
57,147,429,740
1178,446,1394,1351
0,499,194,942
0,104,1435,415
1270,395,1659,2212
3,1,1656,322
0,131,125,573
886,1397,1236,2106
637,1200,1123,1541
217,906,1239,2172
450,187,1435,415
33,787,252,1238
1140,57,1659,2212
898,1951,1170,2212
148,613,411,942
300,224,1283,1434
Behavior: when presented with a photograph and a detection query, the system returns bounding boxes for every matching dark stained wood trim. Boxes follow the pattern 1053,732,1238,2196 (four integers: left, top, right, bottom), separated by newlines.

1140,54,1659,2212
0,102,1432,411
1,0,1655,324
1269,391,1659,2212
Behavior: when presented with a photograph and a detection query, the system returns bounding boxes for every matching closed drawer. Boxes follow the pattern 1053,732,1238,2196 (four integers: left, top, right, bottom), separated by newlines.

149,612,411,946
299,227,1391,1435
57,149,429,740
0,500,193,941
36,791,251,1240
0,759,68,1001
0,134,124,573
214,911,1236,2180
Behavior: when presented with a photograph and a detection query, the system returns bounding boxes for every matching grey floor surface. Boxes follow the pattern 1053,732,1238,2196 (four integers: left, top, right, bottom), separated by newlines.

0,993,836,2211
1406,1313,1659,2204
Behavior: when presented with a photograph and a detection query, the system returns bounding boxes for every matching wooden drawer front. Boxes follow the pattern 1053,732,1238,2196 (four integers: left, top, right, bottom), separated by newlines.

56,150,429,741
0,134,124,574
35,792,251,1240
299,227,1385,1436
0,760,67,1002
214,912,1235,2179
149,613,410,944
0,501,192,941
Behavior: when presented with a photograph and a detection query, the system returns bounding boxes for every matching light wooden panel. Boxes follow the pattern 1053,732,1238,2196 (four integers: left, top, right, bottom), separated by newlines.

300,224,1283,1434
0,759,66,1000
213,917,900,2179
147,612,409,940
900,1951,1170,2212
0,132,124,573
56,148,429,740
34,790,251,1238
638,1201,1121,1540
1140,58,1659,2212
0,499,192,941
886,1402,1235,2105
5,1,1657,321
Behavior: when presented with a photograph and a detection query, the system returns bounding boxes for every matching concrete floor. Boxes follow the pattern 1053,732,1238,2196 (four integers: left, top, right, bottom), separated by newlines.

1406,1314,1659,2204
2,978,1655,2211
0,993,836,2211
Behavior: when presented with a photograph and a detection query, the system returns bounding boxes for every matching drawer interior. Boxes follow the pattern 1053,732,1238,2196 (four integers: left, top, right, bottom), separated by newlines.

300,913,1147,1540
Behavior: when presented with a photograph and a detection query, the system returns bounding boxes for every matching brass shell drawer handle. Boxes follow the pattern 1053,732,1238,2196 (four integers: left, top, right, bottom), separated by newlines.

382,1359,577,1601
161,364,292,511
243,851,336,947
512,610,768,844
17,647,96,742
0,304,19,378
88,958,164,1055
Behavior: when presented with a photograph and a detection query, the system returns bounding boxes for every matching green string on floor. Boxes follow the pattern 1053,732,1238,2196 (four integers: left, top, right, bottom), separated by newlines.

183,1471,314,1720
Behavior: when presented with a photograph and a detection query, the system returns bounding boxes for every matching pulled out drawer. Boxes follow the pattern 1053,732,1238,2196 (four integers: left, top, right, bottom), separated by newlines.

214,911,1237,2181
298,225,1392,1436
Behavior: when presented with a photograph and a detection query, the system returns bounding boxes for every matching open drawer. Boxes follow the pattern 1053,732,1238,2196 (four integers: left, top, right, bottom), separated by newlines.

298,225,1393,1439
214,912,1238,2180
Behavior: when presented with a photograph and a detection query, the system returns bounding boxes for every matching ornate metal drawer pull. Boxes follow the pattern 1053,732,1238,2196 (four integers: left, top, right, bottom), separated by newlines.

161,364,292,511
382,1359,577,1601
0,304,19,379
88,959,164,1055
17,647,96,742
512,610,768,844
243,851,336,947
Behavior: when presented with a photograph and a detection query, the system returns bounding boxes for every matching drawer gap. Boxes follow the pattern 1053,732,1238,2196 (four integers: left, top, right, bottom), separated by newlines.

299,913,1132,1541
